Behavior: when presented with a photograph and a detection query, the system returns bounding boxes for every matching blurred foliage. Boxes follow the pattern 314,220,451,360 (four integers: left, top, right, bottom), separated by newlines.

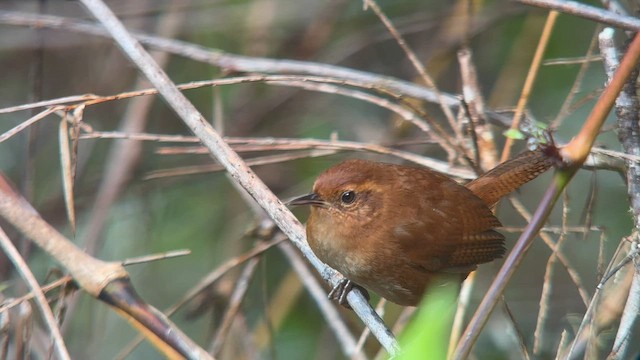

398,282,458,360
0,0,637,359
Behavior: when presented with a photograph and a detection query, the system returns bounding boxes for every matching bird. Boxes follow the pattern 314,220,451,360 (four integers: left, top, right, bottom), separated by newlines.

288,149,554,306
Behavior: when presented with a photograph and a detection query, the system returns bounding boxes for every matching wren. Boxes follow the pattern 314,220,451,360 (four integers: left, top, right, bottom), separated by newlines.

289,149,554,306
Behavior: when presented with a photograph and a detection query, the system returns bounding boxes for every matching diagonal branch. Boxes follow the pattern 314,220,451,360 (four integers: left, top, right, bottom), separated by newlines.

77,0,400,355
453,30,640,360
0,227,70,360
515,0,640,31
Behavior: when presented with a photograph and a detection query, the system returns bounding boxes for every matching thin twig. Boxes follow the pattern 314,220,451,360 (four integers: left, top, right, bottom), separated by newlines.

81,132,473,179
533,191,569,356
80,1,186,256
77,2,399,353
458,47,498,170
551,26,602,128
501,297,531,360
455,31,640,359
363,0,463,153
210,257,260,355
501,10,558,161
0,226,70,360
278,241,367,360
0,11,453,107
509,196,590,306
0,276,73,313
116,236,284,358
600,26,640,360
0,107,58,143
516,0,640,31
563,238,634,359
121,249,191,266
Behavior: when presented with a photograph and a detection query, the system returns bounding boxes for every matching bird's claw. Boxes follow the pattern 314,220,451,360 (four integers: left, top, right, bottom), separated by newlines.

328,279,370,309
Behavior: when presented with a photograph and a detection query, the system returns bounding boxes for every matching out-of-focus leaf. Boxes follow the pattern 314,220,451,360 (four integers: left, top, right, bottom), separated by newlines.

398,281,458,360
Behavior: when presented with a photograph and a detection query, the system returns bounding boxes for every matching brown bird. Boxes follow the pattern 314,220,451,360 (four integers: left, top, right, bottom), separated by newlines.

289,149,554,306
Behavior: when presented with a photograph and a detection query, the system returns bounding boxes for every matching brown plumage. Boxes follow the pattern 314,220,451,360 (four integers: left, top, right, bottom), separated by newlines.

289,149,554,306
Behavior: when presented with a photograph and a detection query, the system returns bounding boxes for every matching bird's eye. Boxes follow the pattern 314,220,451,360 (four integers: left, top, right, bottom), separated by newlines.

340,190,356,204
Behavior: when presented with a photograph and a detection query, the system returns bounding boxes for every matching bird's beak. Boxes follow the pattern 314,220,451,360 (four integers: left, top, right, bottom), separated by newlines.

286,193,326,207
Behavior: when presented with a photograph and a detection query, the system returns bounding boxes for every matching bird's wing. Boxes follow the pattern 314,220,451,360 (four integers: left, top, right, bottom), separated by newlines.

391,171,505,273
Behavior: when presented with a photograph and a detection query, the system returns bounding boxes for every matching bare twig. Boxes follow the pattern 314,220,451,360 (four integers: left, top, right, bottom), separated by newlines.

509,196,590,306
516,0,640,31
278,242,367,360
533,192,569,356
210,257,260,355
0,226,70,360
0,276,73,313
551,27,602,128
82,132,473,179
458,47,498,170
454,30,640,360
80,0,186,256
564,238,635,359
121,249,191,266
0,107,57,143
609,262,640,359
599,26,640,360
0,10,514,128
363,0,463,158
501,10,558,161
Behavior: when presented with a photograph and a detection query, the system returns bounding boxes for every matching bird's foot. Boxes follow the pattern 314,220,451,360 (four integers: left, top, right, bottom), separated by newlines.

328,279,370,309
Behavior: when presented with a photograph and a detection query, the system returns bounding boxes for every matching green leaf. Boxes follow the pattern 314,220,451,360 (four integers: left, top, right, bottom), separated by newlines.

397,280,459,360
503,128,525,140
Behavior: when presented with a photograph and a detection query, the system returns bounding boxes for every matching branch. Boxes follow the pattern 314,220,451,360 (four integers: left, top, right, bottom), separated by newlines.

599,27,640,360
515,0,640,31
0,227,70,360
77,0,400,355
453,31,640,360
0,10,513,128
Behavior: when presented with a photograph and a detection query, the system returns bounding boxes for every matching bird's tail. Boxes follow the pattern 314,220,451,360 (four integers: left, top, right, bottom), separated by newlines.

465,148,555,206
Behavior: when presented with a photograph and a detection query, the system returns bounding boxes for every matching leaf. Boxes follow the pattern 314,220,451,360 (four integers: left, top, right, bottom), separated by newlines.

398,281,458,360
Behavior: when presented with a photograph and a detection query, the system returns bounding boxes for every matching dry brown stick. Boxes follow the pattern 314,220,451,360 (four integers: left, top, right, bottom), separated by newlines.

0,227,70,360
454,28,640,360
278,241,367,360
363,0,463,146
0,9,527,131
81,130,630,174
0,175,212,359
516,0,640,31
0,11,457,107
0,276,73,313
86,133,472,178
501,297,531,359
600,27,640,360
501,10,558,162
80,0,187,256
0,177,126,297
458,47,499,170
266,79,455,155
0,107,58,143
0,75,435,115
449,47,500,356
0,74,457,159
143,150,338,180
61,5,405,353
509,196,590,306
550,26,602,128
115,237,283,360
209,257,260,355
533,192,569,356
